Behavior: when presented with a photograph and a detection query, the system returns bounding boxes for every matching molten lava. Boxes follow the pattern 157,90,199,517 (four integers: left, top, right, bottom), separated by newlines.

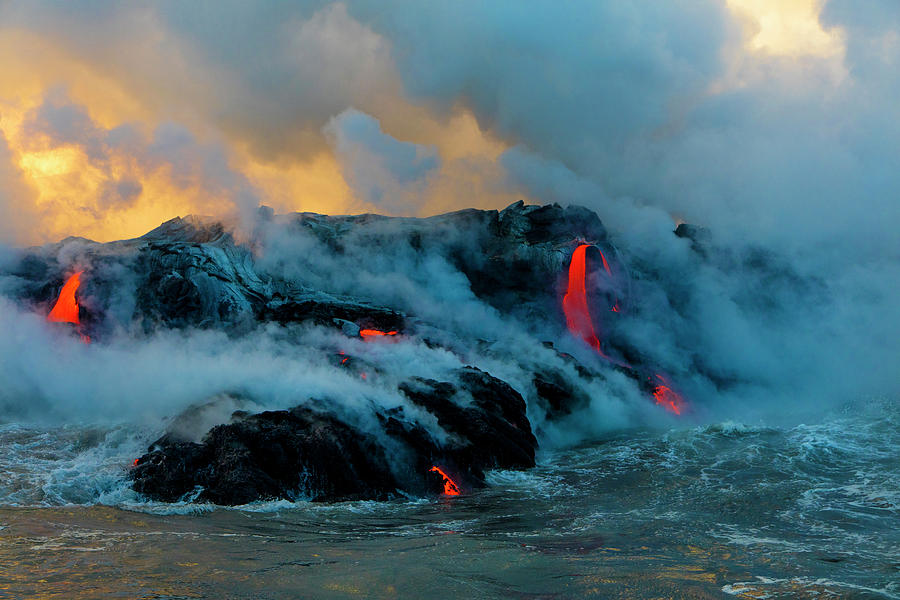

651,374,686,415
359,329,398,340
562,244,608,355
562,245,686,415
429,466,461,496
47,271,83,325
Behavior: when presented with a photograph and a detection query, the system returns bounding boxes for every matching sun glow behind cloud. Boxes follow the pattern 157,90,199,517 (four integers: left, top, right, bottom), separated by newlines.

0,1,862,245
0,18,518,244
726,0,844,57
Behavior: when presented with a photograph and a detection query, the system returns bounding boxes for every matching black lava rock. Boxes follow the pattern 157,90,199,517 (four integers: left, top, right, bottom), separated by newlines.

130,368,537,504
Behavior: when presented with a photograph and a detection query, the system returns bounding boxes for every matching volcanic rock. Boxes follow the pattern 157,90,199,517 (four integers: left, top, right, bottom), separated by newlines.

3,201,648,503
531,366,592,418
6,201,615,339
132,406,399,504
130,367,537,504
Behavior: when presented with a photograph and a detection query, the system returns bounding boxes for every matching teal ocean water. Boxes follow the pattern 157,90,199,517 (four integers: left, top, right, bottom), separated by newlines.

1,398,897,599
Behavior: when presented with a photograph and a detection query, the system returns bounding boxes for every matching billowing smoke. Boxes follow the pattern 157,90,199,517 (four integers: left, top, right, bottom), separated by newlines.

324,109,440,214
0,0,898,447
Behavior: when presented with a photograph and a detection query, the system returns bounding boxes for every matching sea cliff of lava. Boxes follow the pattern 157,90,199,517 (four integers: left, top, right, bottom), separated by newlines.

2,201,698,504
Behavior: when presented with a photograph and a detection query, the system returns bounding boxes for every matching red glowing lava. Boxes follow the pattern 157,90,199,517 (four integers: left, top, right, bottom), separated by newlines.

651,374,686,415
562,244,608,355
359,329,398,340
47,271,83,325
562,245,686,415
429,466,461,496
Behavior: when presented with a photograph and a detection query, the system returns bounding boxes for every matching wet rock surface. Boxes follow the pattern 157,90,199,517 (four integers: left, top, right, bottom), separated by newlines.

132,406,400,504
131,368,537,504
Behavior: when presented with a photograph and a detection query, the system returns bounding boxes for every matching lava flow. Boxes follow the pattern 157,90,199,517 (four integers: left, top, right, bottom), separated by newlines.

429,466,461,496
562,244,609,356
47,271,91,343
47,271,83,325
359,329,398,340
651,374,686,415
563,245,687,415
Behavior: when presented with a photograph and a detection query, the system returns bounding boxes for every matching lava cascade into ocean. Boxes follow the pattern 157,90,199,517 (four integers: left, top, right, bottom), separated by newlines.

46,271,90,343
562,243,687,415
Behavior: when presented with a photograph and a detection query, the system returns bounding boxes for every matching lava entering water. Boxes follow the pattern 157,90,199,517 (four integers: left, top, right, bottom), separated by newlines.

47,271,83,325
651,374,686,415
360,329,398,340
562,245,687,414
562,244,610,356
429,466,461,496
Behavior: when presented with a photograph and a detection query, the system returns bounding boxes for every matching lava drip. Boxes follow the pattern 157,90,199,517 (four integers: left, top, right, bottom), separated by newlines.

47,271,90,343
429,466,461,496
651,374,686,415
562,244,610,357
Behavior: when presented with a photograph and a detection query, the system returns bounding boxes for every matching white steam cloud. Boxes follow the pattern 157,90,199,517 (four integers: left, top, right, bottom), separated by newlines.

324,109,439,214
0,0,898,444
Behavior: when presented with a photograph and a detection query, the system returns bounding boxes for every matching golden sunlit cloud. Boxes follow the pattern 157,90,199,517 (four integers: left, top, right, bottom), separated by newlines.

0,19,523,245
0,4,525,246
726,0,844,58
1,0,852,247
18,147,80,178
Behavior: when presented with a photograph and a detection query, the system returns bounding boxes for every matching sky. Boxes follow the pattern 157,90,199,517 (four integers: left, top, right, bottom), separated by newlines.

0,0,895,252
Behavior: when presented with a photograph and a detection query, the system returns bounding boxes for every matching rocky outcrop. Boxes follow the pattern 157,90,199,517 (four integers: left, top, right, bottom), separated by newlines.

7,201,612,338
3,201,649,504
130,368,537,504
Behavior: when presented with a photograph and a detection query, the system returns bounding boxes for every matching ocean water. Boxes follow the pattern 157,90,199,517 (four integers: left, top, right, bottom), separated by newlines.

1,398,897,599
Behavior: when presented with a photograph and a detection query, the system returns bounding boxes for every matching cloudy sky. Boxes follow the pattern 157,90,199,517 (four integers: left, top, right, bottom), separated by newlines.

0,0,897,255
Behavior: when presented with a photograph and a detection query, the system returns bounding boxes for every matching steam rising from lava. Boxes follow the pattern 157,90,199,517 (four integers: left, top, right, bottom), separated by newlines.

562,243,688,415
0,4,893,428
650,374,685,416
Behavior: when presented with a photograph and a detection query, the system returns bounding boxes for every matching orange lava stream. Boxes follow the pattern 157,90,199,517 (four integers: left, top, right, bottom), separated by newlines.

47,271,83,325
562,244,607,355
429,466,461,496
360,329,398,340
